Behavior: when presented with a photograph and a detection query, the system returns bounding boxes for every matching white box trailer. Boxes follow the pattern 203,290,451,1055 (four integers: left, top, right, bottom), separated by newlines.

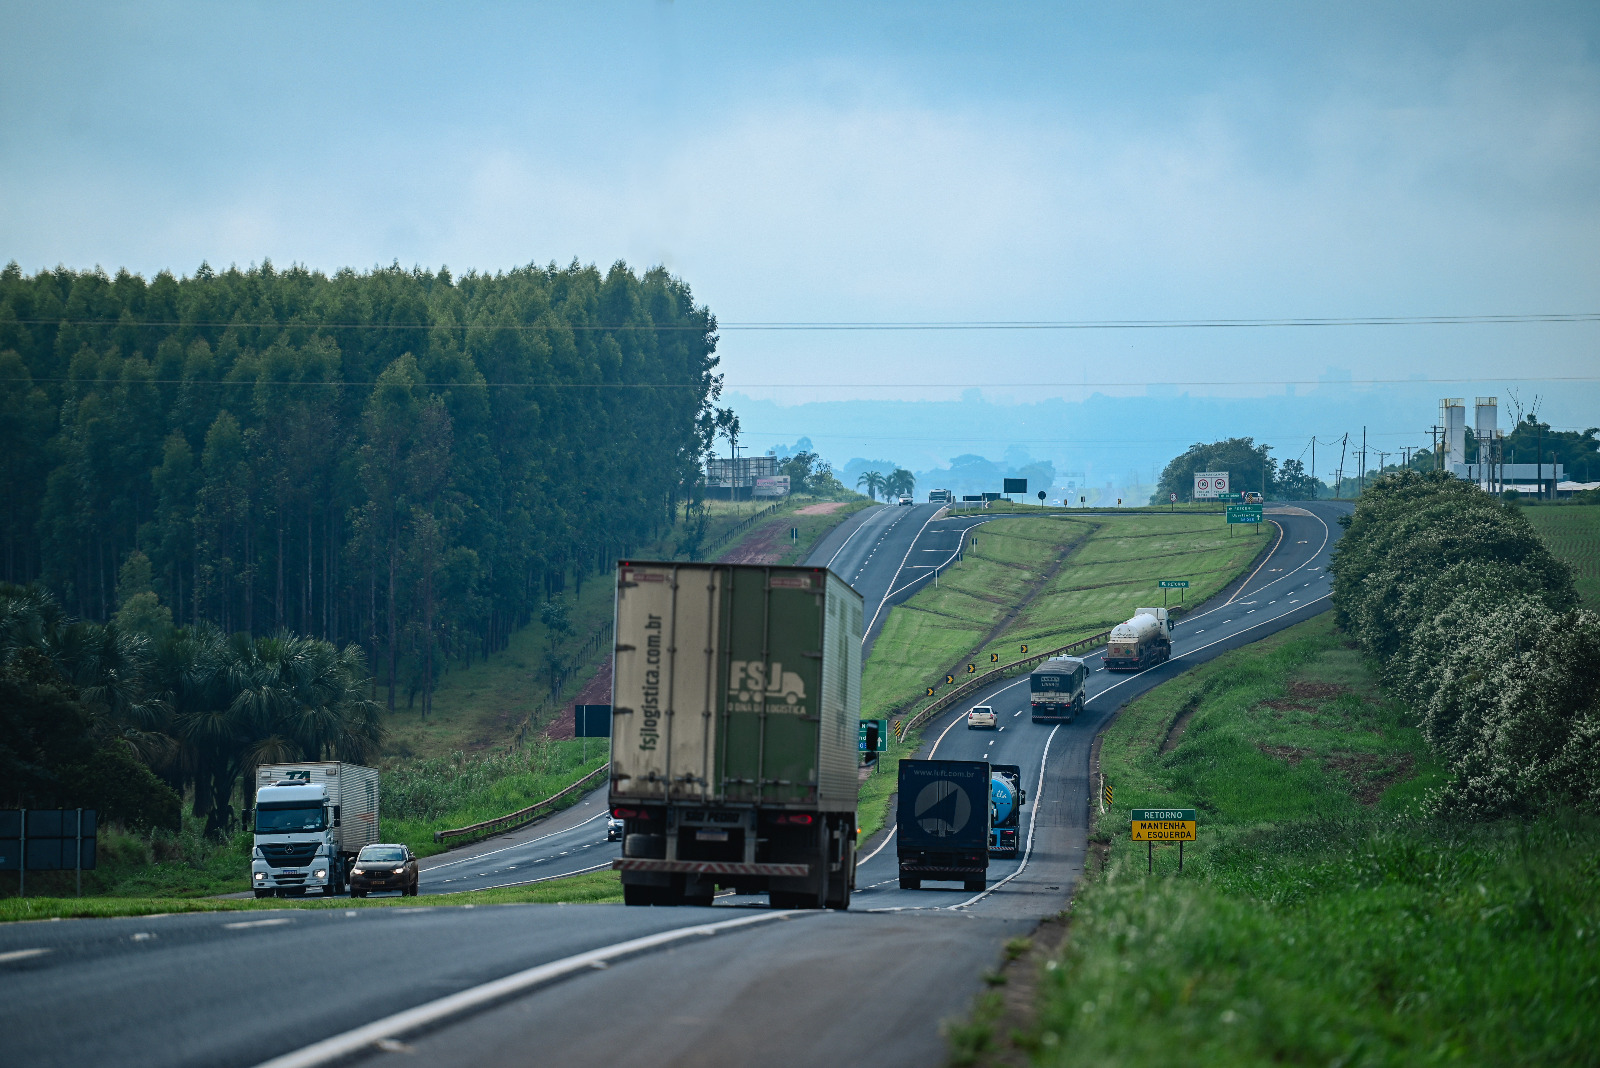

251,762,380,896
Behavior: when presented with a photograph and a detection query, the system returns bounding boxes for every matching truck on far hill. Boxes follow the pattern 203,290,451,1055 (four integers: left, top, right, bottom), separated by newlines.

609,561,863,910
1105,607,1173,672
989,763,1025,858
250,762,380,897
928,488,953,504
897,759,991,891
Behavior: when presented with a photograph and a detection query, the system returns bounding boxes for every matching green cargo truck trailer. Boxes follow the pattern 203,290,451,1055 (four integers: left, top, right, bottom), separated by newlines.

608,561,864,909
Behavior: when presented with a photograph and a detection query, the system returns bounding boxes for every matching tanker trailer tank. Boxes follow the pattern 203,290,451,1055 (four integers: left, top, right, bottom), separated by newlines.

1104,607,1172,672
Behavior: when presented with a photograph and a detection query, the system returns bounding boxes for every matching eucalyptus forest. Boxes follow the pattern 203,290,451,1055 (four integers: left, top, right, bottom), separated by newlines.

0,259,722,721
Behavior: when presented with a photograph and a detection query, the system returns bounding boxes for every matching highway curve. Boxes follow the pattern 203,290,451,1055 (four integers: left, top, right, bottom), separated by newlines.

0,502,1351,1068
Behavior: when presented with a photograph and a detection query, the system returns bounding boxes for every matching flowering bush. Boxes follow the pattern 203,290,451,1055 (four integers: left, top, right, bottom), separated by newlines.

1331,470,1600,816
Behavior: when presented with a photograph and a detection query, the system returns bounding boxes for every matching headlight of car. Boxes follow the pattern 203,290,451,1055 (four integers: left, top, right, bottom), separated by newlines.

314,869,327,879
392,867,405,874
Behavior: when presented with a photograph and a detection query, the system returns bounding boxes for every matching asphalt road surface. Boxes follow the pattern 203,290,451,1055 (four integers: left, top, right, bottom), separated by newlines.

0,502,1350,1068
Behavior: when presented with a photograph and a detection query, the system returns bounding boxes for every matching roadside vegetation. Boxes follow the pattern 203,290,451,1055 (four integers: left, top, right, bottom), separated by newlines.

855,511,1270,840
0,869,624,923
954,471,1600,1065
999,612,1599,1066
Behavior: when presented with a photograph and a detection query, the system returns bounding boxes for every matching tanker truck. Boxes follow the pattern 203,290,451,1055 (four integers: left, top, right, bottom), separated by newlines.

1105,607,1173,672
608,561,863,910
989,763,1026,858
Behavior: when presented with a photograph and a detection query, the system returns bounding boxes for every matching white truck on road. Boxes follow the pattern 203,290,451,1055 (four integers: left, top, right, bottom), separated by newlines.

250,762,380,897
1105,607,1173,672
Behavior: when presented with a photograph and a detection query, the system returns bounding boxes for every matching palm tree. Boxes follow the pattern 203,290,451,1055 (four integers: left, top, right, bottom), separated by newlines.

884,468,916,500
856,470,886,500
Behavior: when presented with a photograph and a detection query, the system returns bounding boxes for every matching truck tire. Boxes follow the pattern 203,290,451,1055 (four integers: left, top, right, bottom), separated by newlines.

254,890,273,899
825,874,851,910
623,884,656,906
899,875,920,890
964,877,985,892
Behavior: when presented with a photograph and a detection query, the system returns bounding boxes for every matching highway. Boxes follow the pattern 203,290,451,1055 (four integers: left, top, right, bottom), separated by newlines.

0,501,1351,1068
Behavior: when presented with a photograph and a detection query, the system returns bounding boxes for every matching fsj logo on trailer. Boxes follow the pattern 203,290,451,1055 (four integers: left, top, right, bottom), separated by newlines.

1193,471,1229,499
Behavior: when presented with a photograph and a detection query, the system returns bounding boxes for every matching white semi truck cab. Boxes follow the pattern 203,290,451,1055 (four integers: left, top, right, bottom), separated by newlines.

250,762,379,898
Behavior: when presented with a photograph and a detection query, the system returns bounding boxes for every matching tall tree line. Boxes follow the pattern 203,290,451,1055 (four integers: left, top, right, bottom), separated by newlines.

0,259,722,713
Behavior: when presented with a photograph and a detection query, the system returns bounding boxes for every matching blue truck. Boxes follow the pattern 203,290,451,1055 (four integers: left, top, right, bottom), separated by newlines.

989,763,1025,858
897,759,991,891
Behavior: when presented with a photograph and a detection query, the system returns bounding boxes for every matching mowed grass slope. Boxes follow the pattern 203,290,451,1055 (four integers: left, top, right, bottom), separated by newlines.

1523,503,1600,609
1015,614,1599,1067
854,513,1268,840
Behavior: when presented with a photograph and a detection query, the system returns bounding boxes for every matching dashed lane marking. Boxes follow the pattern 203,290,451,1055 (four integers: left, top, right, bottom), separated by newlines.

223,918,293,930
0,948,50,963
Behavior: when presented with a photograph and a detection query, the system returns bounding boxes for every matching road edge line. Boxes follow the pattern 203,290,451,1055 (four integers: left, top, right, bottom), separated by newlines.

251,911,802,1068
947,725,1060,910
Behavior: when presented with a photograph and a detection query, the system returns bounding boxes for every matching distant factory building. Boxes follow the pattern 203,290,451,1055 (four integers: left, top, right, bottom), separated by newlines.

1440,397,1563,494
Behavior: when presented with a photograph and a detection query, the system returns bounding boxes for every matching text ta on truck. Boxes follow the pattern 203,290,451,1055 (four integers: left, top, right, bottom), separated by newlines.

1104,607,1173,672
1029,657,1086,722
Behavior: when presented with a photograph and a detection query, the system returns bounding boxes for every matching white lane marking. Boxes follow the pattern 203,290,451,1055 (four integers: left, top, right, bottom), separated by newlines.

251,911,804,1068
862,508,960,643
950,724,1061,910
0,948,50,963
820,503,888,569
423,809,609,873
1014,710,1022,716
1172,509,1330,628
131,932,156,941
223,918,293,930
434,860,614,895
858,826,897,864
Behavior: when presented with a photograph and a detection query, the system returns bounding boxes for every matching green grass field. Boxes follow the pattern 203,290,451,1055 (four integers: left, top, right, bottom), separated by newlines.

0,869,624,923
1524,503,1600,609
1000,614,1600,1067
853,512,1269,840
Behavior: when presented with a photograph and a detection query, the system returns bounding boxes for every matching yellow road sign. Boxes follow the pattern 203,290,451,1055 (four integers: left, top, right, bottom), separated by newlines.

1103,782,1113,806
967,663,976,673
945,674,955,684
990,652,999,663
1131,808,1197,841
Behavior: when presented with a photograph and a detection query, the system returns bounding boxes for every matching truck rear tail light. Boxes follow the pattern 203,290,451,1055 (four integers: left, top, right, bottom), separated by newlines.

611,807,642,819
773,813,814,825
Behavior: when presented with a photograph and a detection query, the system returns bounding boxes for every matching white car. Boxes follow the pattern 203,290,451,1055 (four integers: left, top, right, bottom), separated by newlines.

898,495,913,506
966,705,998,730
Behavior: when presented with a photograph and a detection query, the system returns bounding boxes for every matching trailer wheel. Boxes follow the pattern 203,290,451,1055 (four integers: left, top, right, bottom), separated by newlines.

622,884,656,906
899,875,920,890
964,877,985,892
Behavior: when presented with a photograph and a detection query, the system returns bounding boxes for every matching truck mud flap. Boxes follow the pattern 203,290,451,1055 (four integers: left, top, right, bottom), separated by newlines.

613,858,811,877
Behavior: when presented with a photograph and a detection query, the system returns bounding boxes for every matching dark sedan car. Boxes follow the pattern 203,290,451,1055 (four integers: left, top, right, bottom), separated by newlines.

348,844,419,897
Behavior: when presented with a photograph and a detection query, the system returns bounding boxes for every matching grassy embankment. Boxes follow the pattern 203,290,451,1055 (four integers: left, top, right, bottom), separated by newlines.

972,613,1599,1066
855,512,1271,839
0,870,624,923
1521,502,1600,609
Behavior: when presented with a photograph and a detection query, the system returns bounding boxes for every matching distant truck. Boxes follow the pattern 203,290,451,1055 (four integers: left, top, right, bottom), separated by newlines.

897,759,991,891
928,488,953,504
1105,607,1173,671
989,762,1026,858
609,561,863,910
250,762,380,897
1030,656,1087,722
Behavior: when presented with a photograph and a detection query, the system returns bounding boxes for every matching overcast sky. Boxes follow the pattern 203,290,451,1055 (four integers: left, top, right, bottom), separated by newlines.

3,2,1597,468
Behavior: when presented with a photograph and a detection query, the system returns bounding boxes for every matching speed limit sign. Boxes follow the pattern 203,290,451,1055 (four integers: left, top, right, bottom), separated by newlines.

1194,471,1229,499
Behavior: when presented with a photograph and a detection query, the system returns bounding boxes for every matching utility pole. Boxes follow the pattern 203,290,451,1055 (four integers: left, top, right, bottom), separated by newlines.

1336,434,1348,498
1311,437,1316,498
1359,427,1367,495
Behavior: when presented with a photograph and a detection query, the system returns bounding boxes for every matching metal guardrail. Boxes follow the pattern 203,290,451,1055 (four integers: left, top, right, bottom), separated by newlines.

433,761,611,844
893,604,1192,739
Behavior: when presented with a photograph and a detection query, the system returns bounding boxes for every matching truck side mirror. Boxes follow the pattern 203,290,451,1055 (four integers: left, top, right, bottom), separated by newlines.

332,805,341,827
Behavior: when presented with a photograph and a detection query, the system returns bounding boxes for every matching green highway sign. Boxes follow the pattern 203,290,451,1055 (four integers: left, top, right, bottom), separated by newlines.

858,719,888,753
1226,504,1263,524
1131,808,1196,820
1158,579,1190,589
1216,492,1242,501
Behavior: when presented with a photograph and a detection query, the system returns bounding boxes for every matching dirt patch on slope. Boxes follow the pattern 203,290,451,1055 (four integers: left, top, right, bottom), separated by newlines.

796,501,848,515
717,520,786,565
1288,681,1350,700
544,654,613,740
1258,744,1315,765
1326,751,1416,805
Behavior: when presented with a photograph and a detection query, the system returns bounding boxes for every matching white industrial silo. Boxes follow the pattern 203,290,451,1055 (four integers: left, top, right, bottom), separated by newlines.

1440,398,1466,470
1474,398,1497,488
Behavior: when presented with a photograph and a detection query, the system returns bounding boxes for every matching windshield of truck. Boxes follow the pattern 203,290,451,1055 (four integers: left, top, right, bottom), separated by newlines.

255,804,326,833
358,846,406,862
